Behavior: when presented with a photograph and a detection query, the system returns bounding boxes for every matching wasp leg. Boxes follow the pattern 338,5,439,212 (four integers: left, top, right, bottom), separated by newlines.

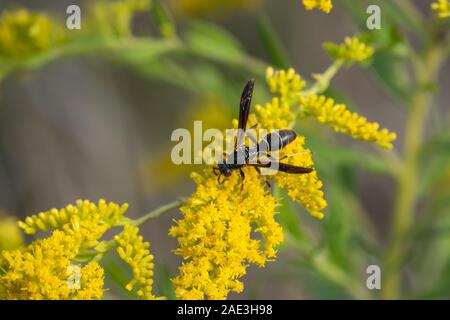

253,166,272,192
213,167,220,175
239,168,245,192
217,174,225,185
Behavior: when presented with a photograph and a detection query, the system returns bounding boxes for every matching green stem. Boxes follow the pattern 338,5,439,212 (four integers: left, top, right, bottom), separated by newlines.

90,198,186,259
132,198,186,227
382,44,444,299
288,60,343,128
299,60,344,96
393,0,424,30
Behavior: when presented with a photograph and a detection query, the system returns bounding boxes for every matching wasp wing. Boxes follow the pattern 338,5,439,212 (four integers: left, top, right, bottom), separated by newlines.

250,161,313,174
235,79,255,149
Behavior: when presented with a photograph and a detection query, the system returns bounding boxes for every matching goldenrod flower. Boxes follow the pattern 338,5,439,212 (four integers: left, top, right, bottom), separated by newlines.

0,9,61,59
250,98,296,130
170,169,282,299
431,0,450,18
273,137,327,219
88,0,150,36
73,262,105,300
0,215,23,251
302,0,333,14
324,37,374,63
266,67,306,102
114,225,159,299
0,230,104,300
18,199,128,235
299,95,397,149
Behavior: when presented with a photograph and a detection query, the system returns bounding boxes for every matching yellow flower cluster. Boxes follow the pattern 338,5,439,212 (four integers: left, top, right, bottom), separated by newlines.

18,199,128,235
251,98,296,130
324,37,374,63
169,169,282,299
0,230,104,300
0,199,132,300
302,0,333,13
266,67,396,149
88,0,150,36
0,215,23,251
273,137,327,219
114,225,158,299
0,9,61,59
266,67,306,102
431,0,450,18
73,262,105,300
300,95,397,149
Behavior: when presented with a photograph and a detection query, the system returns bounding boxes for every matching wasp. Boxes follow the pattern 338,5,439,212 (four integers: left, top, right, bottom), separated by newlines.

214,79,314,185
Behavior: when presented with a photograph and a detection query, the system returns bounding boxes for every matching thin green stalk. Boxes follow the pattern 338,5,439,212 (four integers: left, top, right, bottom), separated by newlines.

393,0,425,29
90,198,186,259
132,198,186,227
382,44,445,299
299,60,344,97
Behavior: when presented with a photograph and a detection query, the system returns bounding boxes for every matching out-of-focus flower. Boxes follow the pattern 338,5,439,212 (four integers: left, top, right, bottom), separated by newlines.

87,0,151,36
0,215,23,251
302,0,333,14
169,169,282,299
431,0,450,18
324,37,374,63
0,9,62,59
299,95,397,149
0,230,104,300
114,225,160,299
170,0,262,18
147,100,231,189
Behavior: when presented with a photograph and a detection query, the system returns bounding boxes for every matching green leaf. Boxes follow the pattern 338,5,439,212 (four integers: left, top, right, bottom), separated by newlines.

103,253,137,299
274,186,304,241
369,51,411,102
74,249,97,262
256,14,290,69
308,138,394,177
339,0,423,34
185,21,246,65
154,265,176,299
322,187,352,269
150,0,176,39
418,130,450,196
